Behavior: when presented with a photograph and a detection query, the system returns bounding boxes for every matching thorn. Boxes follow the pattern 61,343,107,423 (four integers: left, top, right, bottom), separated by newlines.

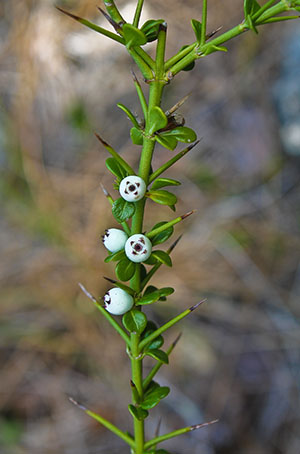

172,332,182,348
103,276,117,284
181,209,196,220
190,419,219,431
186,139,201,152
189,298,207,312
68,396,87,411
97,7,122,32
166,93,191,116
155,418,162,438
100,183,110,197
78,283,98,303
130,380,136,388
55,6,81,21
95,132,110,148
159,22,167,32
168,234,183,254
131,70,139,84
206,26,223,39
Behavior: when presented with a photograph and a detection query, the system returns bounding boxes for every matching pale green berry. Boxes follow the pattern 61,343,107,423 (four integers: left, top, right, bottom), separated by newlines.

103,288,134,315
125,234,152,263
119,176,146,202
102,228,128,253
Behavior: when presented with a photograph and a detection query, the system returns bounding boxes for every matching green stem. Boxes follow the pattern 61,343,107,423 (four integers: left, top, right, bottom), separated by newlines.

131,332,144,453
200,0,208,45
144,420,218,450
146,211,194,239
256,1,295,23
252,0,278,20
149,141,200,183
139,300,205,351
132,72,148,120
133,0,145,27
164,43,197,71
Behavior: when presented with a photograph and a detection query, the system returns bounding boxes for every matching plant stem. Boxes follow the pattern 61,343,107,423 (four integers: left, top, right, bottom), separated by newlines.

133,0,145,27
252,0,278,20
131,332,144,453
201,0,208,45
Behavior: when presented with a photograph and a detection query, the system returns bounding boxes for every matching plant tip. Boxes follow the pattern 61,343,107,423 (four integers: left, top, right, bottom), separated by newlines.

68,396,87,411
191,419,219,431
78,283,97,303
189,298,207,312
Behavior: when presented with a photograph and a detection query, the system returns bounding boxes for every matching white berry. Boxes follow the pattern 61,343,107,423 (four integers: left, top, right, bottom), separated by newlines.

125,234,152,263
103,287,134,315
102,228,128,253
119,176,146,202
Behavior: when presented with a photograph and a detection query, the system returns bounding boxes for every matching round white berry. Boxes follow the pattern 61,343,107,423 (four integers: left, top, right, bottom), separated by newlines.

125,234,152,263
102,228,128,253
103,287,134,315
119,176,146,202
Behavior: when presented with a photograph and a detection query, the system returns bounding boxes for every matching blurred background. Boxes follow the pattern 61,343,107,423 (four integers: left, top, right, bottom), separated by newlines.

0,1,299,453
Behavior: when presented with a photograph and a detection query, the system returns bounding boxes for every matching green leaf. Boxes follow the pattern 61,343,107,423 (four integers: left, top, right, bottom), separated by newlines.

151,178,181,191
117,103,140,128
244,0,261,17
146,335,164,351
191,19,202,42
123,23,147,47
141,19,165,42
141,381,170,409
149,221,174,246
105,157,127,180
130,127,144,145
104,249,126,263
112,198,136,223
152,250,172,267
203,44,228,56
162,126,197,143
155,134,178,150
136,290,161,305
128,404,149,421
148,107,168,134
146,190,177,207
115,258,136,281
144,254,158,265
146,349,169,364
158,287,174,297
122,309,147,334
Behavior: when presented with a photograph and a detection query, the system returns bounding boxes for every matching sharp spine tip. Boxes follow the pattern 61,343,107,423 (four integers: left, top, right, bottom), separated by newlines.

191,419,219,430
103,276,116,283
181,209,196,220
69,397,87,411
78,283,97,303
189,298,207,312
172,332,182,348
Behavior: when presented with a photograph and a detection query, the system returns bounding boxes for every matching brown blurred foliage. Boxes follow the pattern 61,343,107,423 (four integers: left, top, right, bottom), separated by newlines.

0,1,299,453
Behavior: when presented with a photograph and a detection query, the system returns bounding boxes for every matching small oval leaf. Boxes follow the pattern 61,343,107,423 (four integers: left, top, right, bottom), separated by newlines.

122,309,147,334
146,349,169,364
152,250,172,267
136,290,161,305
130,127,144,145
149,221,174,246
149,107,168,134
162,126,197,143
123,23,147,47
151,178,181,191
115,258,136,281
141,19,165,42
105,157,127,179
146,190,177,207
112,198,136,223
155,134,178,150
128,404,149,421
104,249,126,263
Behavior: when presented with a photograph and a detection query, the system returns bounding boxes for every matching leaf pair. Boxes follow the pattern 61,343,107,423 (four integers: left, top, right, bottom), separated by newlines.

156,126,197,151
